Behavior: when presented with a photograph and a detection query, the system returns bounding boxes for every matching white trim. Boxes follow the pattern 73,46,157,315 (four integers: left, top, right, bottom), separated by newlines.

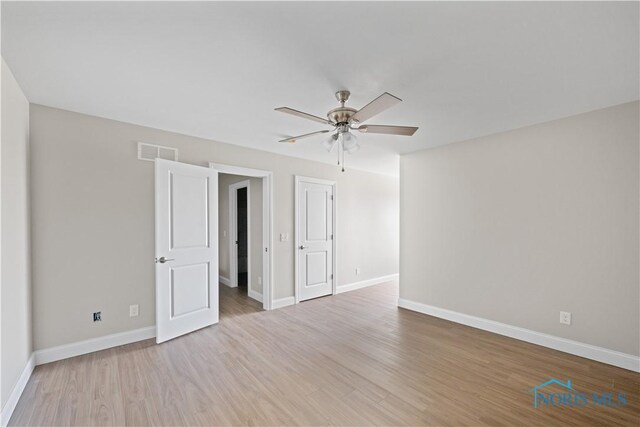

210,163,273,311
272,296,295,309
34,326,156,366
0,353,35,427
336,274,399,294
219,276,231,287
248,289,263,303
293,176,337,186
294,176,337,304
294,176,300,303
264,173,272,308
209,163,271,178
333,183,338,297
397,298,640,373
228,180,250,289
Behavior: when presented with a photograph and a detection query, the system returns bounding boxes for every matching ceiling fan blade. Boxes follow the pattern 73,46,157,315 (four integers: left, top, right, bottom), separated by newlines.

275,107,331,125
279,129,331,143
356,125,418,136
351,92,402,123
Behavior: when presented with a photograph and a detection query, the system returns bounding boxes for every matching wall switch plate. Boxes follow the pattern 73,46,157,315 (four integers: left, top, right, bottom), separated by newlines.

280,233,289,242
93,311,102,322
356,267,361,276
130,304,139,317
560,311,571,325
258,277,262,285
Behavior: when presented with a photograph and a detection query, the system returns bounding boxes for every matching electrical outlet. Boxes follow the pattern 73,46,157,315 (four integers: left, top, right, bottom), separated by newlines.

130,304,139,317
355,267,361,276
93,311,102,322
258,277,262,285
560,311,571,325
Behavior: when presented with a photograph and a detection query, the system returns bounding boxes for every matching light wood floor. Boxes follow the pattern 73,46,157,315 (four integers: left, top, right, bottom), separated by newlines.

10,282,640,426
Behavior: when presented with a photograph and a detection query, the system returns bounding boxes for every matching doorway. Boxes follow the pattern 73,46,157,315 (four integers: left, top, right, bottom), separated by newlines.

236,187,248,287
229,180,250,290
213,163,273,311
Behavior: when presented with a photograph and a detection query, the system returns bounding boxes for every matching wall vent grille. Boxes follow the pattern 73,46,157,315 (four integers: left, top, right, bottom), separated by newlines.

137,142,178,162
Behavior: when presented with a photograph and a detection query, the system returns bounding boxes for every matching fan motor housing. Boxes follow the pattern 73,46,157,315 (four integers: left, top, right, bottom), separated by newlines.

327,107,357,124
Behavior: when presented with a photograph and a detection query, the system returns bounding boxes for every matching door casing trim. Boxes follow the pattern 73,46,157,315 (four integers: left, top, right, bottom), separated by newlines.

210,163,273,310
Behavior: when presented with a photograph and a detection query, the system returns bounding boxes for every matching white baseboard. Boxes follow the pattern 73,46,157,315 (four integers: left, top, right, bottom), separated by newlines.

272,296,295,309
248,289,263,303
219,276,232,287
34,326,156,366
336,273,399,294
0,353,35,427
397,298,640,373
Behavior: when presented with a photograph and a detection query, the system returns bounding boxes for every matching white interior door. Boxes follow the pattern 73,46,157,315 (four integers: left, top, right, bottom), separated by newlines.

296,177,334,302
155,159,218,343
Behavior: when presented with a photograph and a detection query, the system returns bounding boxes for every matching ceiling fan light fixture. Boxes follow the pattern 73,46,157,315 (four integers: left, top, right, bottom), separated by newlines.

345,142,360,154
341,131,358,152
323,133,338,152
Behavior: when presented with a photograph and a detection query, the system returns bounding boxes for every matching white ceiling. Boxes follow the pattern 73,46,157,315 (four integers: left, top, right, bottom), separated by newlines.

2,2,638,175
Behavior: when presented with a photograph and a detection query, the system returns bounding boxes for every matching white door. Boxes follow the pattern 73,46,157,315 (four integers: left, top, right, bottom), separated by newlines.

296,177,334,302
155,159,218,343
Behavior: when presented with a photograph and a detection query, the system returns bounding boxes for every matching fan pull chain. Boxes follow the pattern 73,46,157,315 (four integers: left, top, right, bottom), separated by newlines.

334,135,346,172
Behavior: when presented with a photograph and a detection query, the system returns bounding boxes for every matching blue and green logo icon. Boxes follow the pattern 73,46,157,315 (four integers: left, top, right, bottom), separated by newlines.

531,378,627,408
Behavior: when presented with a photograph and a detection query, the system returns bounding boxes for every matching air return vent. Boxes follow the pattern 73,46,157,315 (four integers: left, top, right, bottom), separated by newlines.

137,142,178,162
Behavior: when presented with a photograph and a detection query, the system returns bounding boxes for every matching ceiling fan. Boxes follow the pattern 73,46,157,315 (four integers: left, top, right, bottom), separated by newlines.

275,90,418,171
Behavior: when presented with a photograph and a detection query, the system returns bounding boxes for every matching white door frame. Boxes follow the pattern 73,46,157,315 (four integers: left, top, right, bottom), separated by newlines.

294,175,337,304
229,180,250,289
210,162,273,311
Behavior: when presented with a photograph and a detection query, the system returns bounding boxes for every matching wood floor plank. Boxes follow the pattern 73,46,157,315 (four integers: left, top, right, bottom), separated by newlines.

89,348,126,427
52,353,93,426
9,282,640,426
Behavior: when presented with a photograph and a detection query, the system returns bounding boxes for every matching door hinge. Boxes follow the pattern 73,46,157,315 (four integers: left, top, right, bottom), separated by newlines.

331,274,334,279
331,195,334,200
265,247,268,252
330,234,333,240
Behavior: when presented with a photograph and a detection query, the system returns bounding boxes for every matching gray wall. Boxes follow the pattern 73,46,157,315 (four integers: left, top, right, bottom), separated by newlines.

29,104,399,350
1,59,32,409
400,101,639,356
218,173,263,297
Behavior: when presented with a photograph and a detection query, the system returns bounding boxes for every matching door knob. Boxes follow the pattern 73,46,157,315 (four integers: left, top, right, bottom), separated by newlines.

299,245,308,250
156,256,174,264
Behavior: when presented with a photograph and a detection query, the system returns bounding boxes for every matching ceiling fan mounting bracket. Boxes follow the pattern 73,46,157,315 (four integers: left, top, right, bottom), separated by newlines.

335,90,351,105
